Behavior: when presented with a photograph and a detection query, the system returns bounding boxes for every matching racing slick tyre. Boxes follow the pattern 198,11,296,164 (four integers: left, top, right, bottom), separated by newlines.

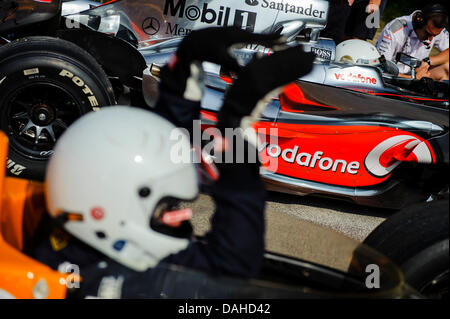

363,200,449,299
0,36,115,181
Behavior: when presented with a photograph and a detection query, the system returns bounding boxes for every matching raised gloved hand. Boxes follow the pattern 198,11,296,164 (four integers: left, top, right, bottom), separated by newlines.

159,27,284,102
217,45,316,134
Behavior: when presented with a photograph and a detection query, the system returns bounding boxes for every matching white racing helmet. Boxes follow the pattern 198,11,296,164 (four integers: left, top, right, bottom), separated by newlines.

45,107,198,271
335,39,381,66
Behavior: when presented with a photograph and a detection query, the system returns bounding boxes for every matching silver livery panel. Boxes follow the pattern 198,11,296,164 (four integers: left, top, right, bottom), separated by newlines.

69,0,329,46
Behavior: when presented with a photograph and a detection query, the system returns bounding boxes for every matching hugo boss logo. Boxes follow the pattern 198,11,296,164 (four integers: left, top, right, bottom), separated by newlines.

311,47,332,60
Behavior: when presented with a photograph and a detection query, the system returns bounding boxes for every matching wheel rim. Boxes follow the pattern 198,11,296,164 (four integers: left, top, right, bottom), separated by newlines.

420,269,449,299
5,82,82,160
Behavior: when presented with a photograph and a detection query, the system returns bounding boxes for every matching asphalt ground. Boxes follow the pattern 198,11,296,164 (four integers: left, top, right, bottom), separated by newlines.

187,191,390,270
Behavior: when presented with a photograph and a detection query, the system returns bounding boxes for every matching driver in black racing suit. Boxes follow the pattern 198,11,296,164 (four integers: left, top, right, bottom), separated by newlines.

28,27,315,298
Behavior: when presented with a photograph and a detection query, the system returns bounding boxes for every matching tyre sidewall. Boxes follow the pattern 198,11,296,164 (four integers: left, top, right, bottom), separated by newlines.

363,200,449,298
401,239,449,296
0,53,110,180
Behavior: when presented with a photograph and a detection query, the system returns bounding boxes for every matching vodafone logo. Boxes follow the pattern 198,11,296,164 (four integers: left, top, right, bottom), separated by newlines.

365,135,433,178
334,72,377,85
262,143,361,175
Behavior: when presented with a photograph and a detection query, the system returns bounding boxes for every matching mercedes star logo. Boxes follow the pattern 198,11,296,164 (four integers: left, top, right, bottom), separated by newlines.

245,0,259,6
142,17,160,36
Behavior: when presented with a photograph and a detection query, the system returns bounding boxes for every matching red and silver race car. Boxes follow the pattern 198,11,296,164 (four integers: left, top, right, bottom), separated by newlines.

79,0,447,210
202,80,448,210
1,0,449,297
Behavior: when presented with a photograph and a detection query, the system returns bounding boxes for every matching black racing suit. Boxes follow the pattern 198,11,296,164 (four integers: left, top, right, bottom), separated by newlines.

29,89,267,298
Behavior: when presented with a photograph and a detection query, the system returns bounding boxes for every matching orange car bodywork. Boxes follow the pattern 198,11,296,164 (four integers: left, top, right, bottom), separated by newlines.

0,131,67,299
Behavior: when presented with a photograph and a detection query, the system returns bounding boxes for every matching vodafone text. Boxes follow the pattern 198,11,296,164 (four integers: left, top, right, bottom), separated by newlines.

262,143,361,175
334,72,378,85
170,124,361,175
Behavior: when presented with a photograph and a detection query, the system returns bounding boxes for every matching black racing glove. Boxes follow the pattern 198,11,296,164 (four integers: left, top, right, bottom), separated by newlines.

159,27,284,102
217,45,316,132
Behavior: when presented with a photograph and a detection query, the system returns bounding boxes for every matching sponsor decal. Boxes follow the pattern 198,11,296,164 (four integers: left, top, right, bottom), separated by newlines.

39,150,54,157
234,9,257,31
365,135,433,178
49,228,70,251
245,0,259,6
6,158,26,176
23,68,39,76
90,207,105,220
113,240,126,251
334,72,377,85
349,87,375,94
254,122,435,187
311,47,332,60
260,0,326,18
163,0,257,35
261,143,361,175
142,17,160,35
59,69,99,107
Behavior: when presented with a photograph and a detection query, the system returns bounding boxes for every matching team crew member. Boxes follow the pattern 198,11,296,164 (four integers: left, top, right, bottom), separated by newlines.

376,4,449,81
27,28,315,298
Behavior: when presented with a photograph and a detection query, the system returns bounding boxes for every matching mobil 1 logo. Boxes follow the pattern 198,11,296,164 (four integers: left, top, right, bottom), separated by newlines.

234,9,257,32
163,0,257,34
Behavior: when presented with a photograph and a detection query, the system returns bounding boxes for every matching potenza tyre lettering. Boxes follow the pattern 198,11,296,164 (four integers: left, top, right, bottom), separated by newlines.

59,69,99,107
6,158,27,176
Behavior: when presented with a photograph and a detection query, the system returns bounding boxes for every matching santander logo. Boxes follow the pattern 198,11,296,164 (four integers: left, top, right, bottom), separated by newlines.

365,135,433,178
